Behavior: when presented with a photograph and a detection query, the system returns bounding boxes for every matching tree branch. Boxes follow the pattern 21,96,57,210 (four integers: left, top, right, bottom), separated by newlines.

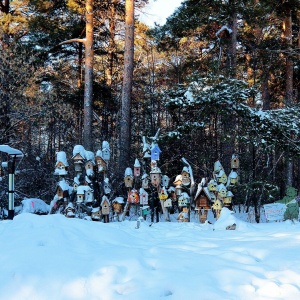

59,38,86,46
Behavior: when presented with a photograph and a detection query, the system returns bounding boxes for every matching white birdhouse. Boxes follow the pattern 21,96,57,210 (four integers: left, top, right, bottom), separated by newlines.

142,173,149,189
173,174,182,186
150,167,162,187
124,167,134,188
103,179,111,195
139,188,149,205
162,175,170,187
164,198,172,208
102,141,110,161
134,158,141,177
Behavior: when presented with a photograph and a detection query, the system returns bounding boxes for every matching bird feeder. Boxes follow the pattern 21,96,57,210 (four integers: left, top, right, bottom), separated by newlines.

128,189,140,204
134,158,141,177
150,167,162,187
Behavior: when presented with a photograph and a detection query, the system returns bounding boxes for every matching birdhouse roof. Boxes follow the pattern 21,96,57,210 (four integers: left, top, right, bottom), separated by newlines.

95,150,104,160
54,169,68,176
102,141,110,151
101,195,109,206
134,158,141,167
226,191,234,197
151,144,161,152
142,173,149,180
214,160,223,172
232,154,239,160
112,196,124,204
73,177,80,185
55,151,69,167
194,185,212,201
150,167,161,174
216,170,226,178
125,167,133,177
229,171,238,178
217,183,227,191
182,166,189,174
57,180,71,192
77,185,90,194
72,145,86,159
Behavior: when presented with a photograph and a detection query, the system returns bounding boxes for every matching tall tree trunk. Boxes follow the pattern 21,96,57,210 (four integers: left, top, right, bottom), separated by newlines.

83,0,94,150
227,0,237,78
283,5,294,186
119,0,134,170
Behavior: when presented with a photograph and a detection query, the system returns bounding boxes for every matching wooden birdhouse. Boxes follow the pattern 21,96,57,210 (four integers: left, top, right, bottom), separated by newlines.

231,154,240,169
112,197,124,214
55,180,70,200
173,174,182,186
181,167,191,186
134,158,141,177
128,189,140,204
91,207,102,221
164,198,172,208
141,173,149,189
72,152,85,164
150,167,162,187
177,207,189,222
208,179,218,192
228,170,238,185
124,167,134,188
85,160,95,176
76,185,88,203
162,175,170,187
217,170,227,184
159,187,168,200
102,141,111,161
217,184,227,198
139,188,149,205
101,195,110,215
151,144,161,161
95,154,107,172
194,185,211,209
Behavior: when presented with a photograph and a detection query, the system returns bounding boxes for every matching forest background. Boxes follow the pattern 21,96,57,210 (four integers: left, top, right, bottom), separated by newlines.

0,0,300,222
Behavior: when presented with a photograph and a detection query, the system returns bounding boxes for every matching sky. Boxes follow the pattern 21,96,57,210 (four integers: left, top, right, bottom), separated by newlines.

1,203,300,300
138,0,183,27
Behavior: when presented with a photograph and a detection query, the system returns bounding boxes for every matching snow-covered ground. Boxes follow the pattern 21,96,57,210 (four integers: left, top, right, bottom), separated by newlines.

1,208,300,300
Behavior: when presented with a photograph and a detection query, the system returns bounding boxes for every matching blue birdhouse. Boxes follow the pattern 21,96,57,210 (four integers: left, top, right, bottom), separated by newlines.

151,144,161,161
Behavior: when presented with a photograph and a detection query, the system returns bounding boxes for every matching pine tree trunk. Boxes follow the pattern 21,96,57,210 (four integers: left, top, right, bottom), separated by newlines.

83,0,94,150
119,0,134,170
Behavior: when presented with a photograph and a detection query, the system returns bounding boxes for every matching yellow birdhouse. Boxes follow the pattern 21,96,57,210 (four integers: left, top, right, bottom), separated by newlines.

208,179,218,192
224,191,233,206
159,187,168,200
212,199,223,210
217,184,227,198
217,170,227,184
231,154,240,169
228,170,238,185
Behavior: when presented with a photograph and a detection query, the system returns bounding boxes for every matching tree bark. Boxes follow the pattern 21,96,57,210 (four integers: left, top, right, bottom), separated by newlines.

119,0,134,170
83,0,94,150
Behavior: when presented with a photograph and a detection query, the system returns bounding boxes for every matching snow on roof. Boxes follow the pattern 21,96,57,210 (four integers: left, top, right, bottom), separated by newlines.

102,141,110,151
85,150,95,162
77,185,90,194
56,151,68,166
125,167,133,177
229,171,238,178
134,158,141,167
73,177,80,185
217,183,227,191
101,195,109,206
0,145,23,156
182,166,189,174
112,196,124,204
95,150,103,159
142,173,148,179
58,179,71,191
227,191,234,197
73,145,86,158
54,169,68,176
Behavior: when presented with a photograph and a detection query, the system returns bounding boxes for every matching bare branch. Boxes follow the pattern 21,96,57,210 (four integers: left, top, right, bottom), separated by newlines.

58,38,86,46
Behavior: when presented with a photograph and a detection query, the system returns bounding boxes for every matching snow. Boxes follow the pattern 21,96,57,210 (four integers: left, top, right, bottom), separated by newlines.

1,209,300,299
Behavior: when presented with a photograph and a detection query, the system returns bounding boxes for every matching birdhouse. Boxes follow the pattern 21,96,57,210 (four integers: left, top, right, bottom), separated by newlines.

74,160,83,173
216,170,227,184
151,144,161,161
101,195,110,215
128,189,140,204
76,185,88,203
177,207,189,222
217,184,227,198
214,160,223,174
150,167,162,187
91,207,102,221
65,203,75,218
175,185,182,196
103,179,111,195
164,198,172,208
231,154,240,169
228,170,238,185
102,141,111,161
159,187,168,200
84,188,94,204
150,160,157,170
139,188,149,205
141,206,151,216
181,167,191,186
178,192,189,207
212,199,223,211
162,175,170,187
134,158,141,177
141,173,149,189
173,174,182,186
85,160,95,177
124,167,134,188
112,197,124,214
223,191,233,206
95,154,107,172
208,179,218,192
194,186,211,209
72,152,85,164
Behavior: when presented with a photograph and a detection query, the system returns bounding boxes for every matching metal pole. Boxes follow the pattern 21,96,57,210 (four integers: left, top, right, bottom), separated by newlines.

7,157,16,220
